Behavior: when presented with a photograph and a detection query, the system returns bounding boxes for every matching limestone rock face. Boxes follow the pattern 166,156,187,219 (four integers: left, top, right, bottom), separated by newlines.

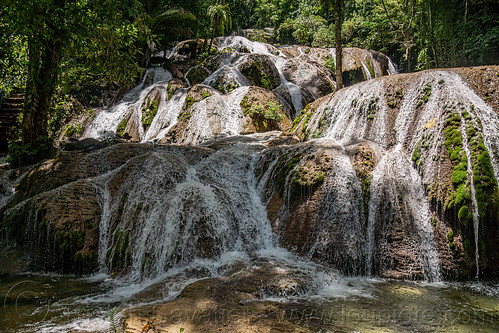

279,58,334,104
287,66,499,280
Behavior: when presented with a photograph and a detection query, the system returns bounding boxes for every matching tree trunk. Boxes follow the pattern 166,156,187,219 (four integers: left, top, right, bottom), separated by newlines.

202,34,208,52
208,29,215,54
428,0,439,68
334,0,343,90
22,33,61,161
405,44,413,73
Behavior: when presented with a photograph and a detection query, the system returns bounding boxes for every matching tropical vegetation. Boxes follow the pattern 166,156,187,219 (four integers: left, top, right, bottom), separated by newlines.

0,0,497,165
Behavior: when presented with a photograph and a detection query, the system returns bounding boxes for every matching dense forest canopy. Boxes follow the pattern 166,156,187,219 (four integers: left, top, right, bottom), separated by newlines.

0,0,497,164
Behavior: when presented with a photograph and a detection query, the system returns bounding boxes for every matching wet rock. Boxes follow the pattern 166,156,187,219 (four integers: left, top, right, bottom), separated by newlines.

237,54,281,90
122,261,316,332
186,66,211,86
61,138,110,152
240,86,291,133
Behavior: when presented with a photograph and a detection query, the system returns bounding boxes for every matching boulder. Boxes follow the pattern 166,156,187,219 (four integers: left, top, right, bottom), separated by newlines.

237,54,281,90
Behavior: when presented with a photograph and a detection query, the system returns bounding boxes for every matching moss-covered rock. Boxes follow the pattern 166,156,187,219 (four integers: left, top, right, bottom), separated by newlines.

239,87,291,133
186,66,210,86
237,54,281,90
2,180,101,274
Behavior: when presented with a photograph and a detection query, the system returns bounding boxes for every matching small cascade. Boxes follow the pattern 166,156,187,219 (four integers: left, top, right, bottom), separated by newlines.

320,79,391,148
203,54,251,91
274,57,304,113
307,142,367,274
361,62,372,80
95,143,275,280
387,57,398,75
83,68,173,140
143,88,187,142
93,173,117,270
216,36,304,112
217,35,276,56
367,146,442,282
0,169,30,210
180,87,249,145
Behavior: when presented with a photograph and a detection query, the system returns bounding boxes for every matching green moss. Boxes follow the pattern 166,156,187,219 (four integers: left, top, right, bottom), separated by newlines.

417,83,432,108
365,58,375,79
366,96,378,120
275,154,302,197
141,98,159,129
465,115,499,222
452,170,468,186
106,229,131,271
167,84,175,100
241,96,284,131
458,206,469,223
201,91,212,99
117,116,128,137
412,141,422,167
64,124,78,136
312,114,327,138
184,95,196,110
447,230,454,243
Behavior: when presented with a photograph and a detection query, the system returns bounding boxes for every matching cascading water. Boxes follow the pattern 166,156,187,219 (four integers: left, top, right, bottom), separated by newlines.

83,68,173,140
274,57,304,112
4,35,499,333
92,143,276,280
143,88,187,142
366,146,442,281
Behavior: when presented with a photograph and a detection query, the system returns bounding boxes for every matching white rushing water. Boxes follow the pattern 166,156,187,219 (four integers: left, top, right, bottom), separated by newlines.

144,88,187,142
83,68,173,140
367,146,442,281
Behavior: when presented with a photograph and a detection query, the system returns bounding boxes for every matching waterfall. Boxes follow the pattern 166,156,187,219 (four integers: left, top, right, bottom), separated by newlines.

274,57,304,113
367,146,442,281
202,54,251,90
83,68,173,140
308,141,367,274
387,56,398,75
143,88,187,142
361,62,372,80
91,143,275,280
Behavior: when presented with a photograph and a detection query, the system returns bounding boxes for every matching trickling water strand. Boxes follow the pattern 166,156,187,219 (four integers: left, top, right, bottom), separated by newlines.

274,58,304,113
307,141,367,274
361,62,372,80
387,57,398,75
458,111,481,279
93,168,125,271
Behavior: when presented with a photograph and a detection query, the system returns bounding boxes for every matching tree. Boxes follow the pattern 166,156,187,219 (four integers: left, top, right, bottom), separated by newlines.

207,2,232,52
4,0,148,165
320,0,344,89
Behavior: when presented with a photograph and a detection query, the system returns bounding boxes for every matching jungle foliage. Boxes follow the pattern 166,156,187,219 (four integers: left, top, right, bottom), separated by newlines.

0,0,497,165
